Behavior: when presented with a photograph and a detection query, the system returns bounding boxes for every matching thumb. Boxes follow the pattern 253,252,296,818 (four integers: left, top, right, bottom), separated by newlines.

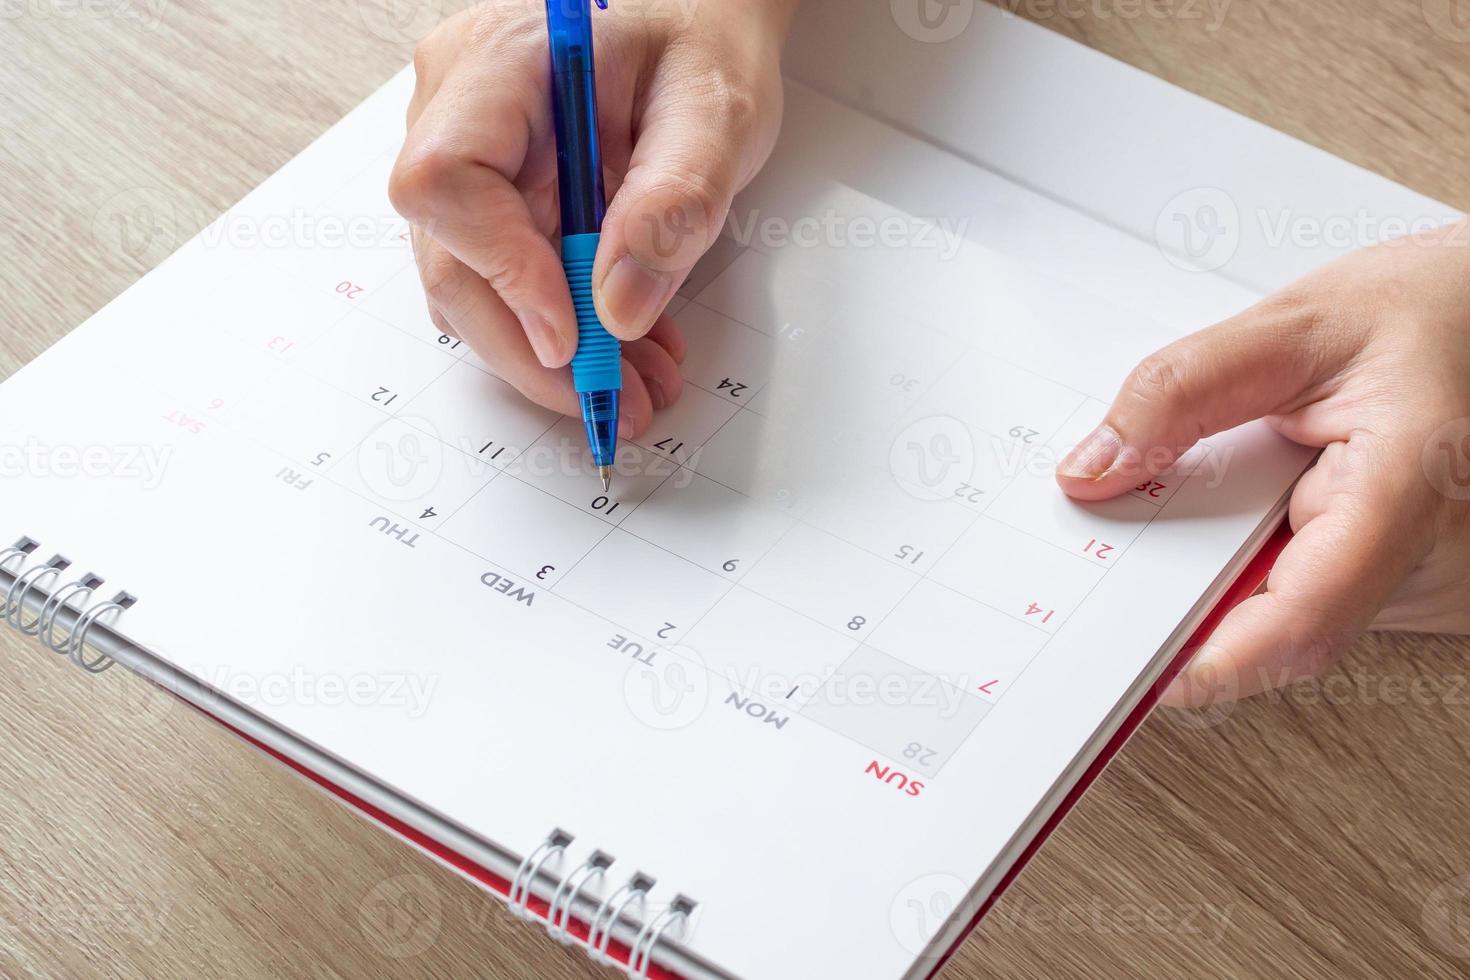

1056,295,1347,501
593,78,778,340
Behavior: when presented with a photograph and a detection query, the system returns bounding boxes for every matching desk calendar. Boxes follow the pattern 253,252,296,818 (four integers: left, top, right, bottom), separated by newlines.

0,4,1451,977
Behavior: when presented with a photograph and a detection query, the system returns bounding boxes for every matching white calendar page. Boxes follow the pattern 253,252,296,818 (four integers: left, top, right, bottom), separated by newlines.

0,58,1374,980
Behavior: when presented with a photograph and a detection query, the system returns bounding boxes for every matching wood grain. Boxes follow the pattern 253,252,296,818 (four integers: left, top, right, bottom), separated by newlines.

3,1,1469,978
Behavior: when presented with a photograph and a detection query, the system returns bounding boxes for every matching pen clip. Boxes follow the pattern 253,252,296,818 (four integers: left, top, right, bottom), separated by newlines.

594,0,607,8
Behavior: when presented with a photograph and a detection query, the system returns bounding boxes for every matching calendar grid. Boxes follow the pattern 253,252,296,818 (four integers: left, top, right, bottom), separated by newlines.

658,247,1197,772
321,348,467,477
156,163,1225,781
773,379,1088,772
768,340,1068,703
986,476,1190,705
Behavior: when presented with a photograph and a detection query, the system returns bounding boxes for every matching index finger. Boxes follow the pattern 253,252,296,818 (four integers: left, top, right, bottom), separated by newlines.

389,51,577,367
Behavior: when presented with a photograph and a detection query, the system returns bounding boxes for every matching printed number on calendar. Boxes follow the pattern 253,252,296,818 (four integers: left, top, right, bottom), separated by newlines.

903,742,937,766
889,373,920,393
1009,425,1039,443
1025,602,1055,624
954,483,985,504
894,545,925,566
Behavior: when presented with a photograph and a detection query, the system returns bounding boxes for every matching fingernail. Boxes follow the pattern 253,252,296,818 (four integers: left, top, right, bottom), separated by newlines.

618,413,637,434
1166,644,1236,704
645,378,667,412
600,254,672,337
519,310,564,368
1180,643,1225,678
1057,424,1123,479
428,306,457,339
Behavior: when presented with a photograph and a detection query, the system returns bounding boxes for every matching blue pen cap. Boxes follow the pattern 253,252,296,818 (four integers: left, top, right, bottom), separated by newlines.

546,0,607,236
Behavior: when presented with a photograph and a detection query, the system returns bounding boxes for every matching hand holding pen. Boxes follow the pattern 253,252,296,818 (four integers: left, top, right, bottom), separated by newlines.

389,0,797,455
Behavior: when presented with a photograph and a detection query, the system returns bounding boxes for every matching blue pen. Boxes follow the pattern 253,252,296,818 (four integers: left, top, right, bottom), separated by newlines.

545,0,620,491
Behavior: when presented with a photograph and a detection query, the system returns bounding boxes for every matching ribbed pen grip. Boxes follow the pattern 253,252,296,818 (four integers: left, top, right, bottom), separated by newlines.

562,233,622,394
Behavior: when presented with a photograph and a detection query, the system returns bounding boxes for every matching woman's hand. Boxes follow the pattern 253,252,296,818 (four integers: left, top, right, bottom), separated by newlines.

1056,220,1470,704
389,0,795,433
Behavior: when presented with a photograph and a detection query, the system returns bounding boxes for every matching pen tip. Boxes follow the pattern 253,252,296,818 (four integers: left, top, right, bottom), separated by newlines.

599,465,612,493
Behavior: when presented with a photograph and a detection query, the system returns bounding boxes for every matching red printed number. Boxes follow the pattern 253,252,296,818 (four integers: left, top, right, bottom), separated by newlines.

1024,602,1055,624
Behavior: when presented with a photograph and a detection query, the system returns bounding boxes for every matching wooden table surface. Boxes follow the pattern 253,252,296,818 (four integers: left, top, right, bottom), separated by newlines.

3,1,1469,978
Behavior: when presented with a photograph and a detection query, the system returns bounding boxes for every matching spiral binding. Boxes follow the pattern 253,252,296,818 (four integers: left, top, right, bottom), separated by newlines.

0,536,137,673
4,542,696,973
512,828,697,980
